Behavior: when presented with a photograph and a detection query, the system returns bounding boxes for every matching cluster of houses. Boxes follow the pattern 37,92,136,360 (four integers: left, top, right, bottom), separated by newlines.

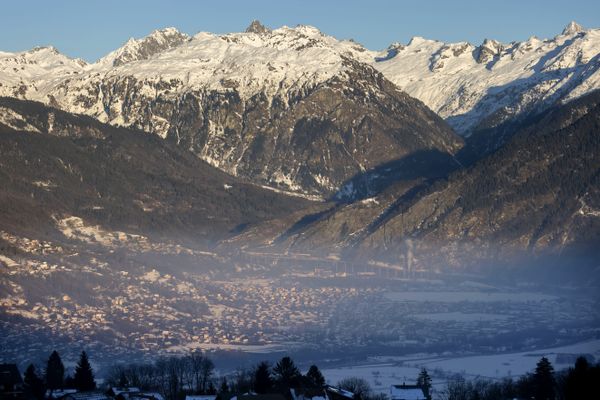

0,364,427,400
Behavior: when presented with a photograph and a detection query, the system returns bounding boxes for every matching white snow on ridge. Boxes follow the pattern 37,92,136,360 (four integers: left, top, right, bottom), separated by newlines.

0,106,41,132
372,22,600,134
97,27,191,67
0,46,86,99
0,21,598,137
91,24,371,99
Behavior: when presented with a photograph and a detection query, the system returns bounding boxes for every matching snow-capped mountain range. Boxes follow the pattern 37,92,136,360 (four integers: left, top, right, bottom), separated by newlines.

374,21,600,136
1,20,598,195
0,21,372,129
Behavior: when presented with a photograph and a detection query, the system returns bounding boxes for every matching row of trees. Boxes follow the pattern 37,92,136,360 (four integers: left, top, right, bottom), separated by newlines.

24,350,96,399
22,351,596,400
439,356,600,400
225,357,327,395
107,354,432,400
106,352,216,400
106,355,327,400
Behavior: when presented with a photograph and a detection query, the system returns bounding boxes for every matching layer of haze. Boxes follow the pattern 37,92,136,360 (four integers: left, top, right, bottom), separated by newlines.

2,0,599,62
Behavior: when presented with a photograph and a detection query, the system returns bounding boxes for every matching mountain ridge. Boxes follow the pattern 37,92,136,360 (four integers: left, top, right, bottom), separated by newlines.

224,89,600,270
1,21,599,201
0,22,463,198
0,97,315,244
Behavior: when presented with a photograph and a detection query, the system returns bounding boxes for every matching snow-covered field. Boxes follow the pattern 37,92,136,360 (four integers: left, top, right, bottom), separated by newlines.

412,312,508,322
321,339,600,394
416,339,600,379
322,363,426,394
384,291,557,303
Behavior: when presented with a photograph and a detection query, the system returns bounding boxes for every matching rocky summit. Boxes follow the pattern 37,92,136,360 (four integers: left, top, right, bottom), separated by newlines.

0,24,463,199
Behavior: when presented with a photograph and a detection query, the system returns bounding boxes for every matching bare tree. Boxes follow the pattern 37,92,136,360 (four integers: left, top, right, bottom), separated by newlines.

337,377,372,400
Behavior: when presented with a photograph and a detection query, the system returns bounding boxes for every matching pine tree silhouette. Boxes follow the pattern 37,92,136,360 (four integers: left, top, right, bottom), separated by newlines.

24,364,45,400
45,350,65,393
253,362,273,394
74,351,96,391
306,365,325,387
533,357,555,400
273,356,301,387
416,368,432,400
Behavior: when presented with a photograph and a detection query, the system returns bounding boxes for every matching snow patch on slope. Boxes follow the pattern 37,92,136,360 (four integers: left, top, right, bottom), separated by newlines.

0,20,598,141
372,21,600,135
0,106,41,132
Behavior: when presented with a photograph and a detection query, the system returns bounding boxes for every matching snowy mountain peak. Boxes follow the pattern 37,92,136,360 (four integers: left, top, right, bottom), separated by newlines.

291,24,323,37
0,45,87,98
562,21,585,36
407,36,437,46
373,23,600,136
1,21,599,149
99,27,190,66
27,45,59,55
245,20,271,34
475,38,504,63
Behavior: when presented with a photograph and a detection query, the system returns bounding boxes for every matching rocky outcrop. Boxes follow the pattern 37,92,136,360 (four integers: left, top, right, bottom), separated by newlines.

0,98,313,242
10,25,462,198
235,90,600,269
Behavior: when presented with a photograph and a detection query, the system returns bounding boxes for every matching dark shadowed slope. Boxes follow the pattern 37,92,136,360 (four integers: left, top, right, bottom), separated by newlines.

0,97,313,245
231,90,600,272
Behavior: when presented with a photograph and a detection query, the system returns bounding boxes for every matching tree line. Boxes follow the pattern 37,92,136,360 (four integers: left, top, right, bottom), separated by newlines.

105,355,328,400
20,351,598,400
438,356,599,400
23,350,96,399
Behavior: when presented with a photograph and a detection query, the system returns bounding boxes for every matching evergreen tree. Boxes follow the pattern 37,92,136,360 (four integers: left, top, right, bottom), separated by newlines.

64,375,75,389
272,356,301,387
45,350,65,393
533,357,555,400
253,361,273,394
564,356,592,400
416,368,432,400
306,365,325,387
207,381,217,395
118,370,129,388
216,377,229,400
24,364,45,400
74,351,96,391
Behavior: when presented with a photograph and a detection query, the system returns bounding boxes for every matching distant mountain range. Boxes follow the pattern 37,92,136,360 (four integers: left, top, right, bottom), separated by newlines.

3,21,599,194
1,20,599,269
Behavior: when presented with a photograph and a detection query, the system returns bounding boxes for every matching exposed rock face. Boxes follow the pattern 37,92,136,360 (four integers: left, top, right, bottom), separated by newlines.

245,20,271,35
67,59,460,198
100,28,191,67
475,39,504,64
372,21,600,155
3,21,599,193
0,25,462,198
235,90,600,269
0,98,313,242
562,21,584,36
2,20,599,196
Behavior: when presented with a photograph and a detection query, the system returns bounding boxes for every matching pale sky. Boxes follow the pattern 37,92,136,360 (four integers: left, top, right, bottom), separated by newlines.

1,0,599,61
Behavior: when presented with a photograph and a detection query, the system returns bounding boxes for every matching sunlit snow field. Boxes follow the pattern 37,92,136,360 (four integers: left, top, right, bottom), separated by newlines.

322,339,600,394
